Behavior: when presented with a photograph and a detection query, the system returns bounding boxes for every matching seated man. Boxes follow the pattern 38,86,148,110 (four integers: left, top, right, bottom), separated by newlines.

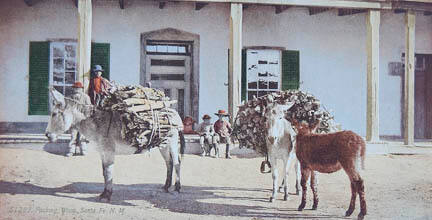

195,114,215,157
213,110,232,159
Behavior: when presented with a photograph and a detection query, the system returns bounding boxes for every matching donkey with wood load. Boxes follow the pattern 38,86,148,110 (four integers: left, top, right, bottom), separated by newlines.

45,88,186,202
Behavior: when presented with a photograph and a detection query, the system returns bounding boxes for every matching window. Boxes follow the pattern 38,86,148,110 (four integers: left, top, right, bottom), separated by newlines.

50,42,77,97
240,49,299,102
28,41,110,115
145,41,190,55
246,49,281,101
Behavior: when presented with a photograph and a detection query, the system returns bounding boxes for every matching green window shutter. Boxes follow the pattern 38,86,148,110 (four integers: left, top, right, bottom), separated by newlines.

241,49,247,101
281,50,300,90
28,41,50,115
91,43,110,79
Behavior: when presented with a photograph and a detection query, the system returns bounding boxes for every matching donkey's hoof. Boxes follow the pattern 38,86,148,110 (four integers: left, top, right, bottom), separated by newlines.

174,182,181,193
298,202,306,211
295,190,300,195
357,213,365,220
283,195,288,201
269,197,274,203
345,208,354,217
98,190,112,202
312,204,318,210
162,186,170,193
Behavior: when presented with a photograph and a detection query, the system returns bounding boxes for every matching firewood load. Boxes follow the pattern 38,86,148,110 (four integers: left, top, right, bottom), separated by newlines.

232,90,340,155
100,85,183,150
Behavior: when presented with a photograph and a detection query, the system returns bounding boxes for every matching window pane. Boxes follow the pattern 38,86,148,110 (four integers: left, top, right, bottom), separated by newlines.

178,46,186,53
53,71,64,84
167,45,177,53
164,89,171,98
65,71,75,84
53,58,64,71
65,45,76,58
258,80,268,89
248,81,257,89
156,45,167,53
269,81,278,89
146,45,157,52
65,59,76,71
53,46,65,58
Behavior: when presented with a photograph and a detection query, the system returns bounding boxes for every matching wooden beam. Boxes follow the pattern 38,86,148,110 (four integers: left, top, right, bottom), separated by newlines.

404,10,415,146
119,0,124,9
159,2,166,9
77,0,92,93
229,3,242,124
394,9,407,14
393,1,432,12
366,10,381,142
170,0,390,9
195,2,208,10
275,5,291,14
338,8,367,16
308,7,331,15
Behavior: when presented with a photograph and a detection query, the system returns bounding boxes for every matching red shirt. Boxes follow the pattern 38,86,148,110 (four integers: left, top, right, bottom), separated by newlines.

93,77,102,94
214,120,232,137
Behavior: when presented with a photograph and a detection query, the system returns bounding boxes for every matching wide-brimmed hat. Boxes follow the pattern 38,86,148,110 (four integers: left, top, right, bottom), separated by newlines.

214,110,229,116
72,81,84,88
93,65,104,72
202,114,211,120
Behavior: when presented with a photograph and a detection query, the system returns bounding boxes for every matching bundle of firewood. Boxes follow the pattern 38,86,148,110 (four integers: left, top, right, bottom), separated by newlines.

100,85,182,149
232,90,339,155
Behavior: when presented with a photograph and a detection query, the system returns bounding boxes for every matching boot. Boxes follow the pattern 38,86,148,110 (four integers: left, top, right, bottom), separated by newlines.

225,144,232,159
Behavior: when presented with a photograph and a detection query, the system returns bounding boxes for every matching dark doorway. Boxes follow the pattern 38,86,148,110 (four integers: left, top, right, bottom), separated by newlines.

414,54,432,139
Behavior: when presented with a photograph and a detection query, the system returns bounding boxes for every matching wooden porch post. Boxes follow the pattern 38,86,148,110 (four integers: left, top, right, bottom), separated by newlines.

228,3,242,123
366,10,380,142
77,0,92,93
404,10,415,145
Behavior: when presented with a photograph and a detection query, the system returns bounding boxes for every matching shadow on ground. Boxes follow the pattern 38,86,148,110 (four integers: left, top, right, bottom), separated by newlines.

0,180,347,219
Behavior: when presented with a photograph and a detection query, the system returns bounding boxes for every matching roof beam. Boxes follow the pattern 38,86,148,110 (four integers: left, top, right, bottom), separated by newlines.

392,1,432,12
119,0,125,9
308,7,331,15
338,8,367,16
159,1,166,9
275,5,291,14
170,0,390,9
195,2,208,10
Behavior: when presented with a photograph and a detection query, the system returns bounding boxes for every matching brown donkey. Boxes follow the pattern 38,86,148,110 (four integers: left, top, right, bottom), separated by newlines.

293,120,366,220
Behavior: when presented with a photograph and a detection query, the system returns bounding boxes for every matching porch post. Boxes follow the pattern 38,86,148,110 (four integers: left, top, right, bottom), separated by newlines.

366,10,380,142
404,10,415,145
228,3,243,123
77,0,92,93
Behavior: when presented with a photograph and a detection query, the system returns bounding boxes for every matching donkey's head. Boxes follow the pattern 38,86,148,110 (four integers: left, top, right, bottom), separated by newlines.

292,120,320,135
45,88,88,142
265,102,294,145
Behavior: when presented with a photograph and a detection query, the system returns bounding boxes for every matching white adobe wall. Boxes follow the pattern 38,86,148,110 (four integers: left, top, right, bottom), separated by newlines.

243,6,432,136
0,0,431,137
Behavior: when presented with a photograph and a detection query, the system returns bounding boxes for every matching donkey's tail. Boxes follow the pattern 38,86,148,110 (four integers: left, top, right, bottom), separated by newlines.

178,130,186,159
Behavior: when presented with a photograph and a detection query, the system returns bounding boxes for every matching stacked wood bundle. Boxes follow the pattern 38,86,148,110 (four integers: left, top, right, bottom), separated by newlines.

232,90,339,155
100,85,182,149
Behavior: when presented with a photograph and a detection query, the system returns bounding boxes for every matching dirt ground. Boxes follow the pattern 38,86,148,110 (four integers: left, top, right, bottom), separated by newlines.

0,147,431,220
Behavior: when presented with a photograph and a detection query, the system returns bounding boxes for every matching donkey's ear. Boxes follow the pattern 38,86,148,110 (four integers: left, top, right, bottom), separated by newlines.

50,87,65,106
280,102,294,112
